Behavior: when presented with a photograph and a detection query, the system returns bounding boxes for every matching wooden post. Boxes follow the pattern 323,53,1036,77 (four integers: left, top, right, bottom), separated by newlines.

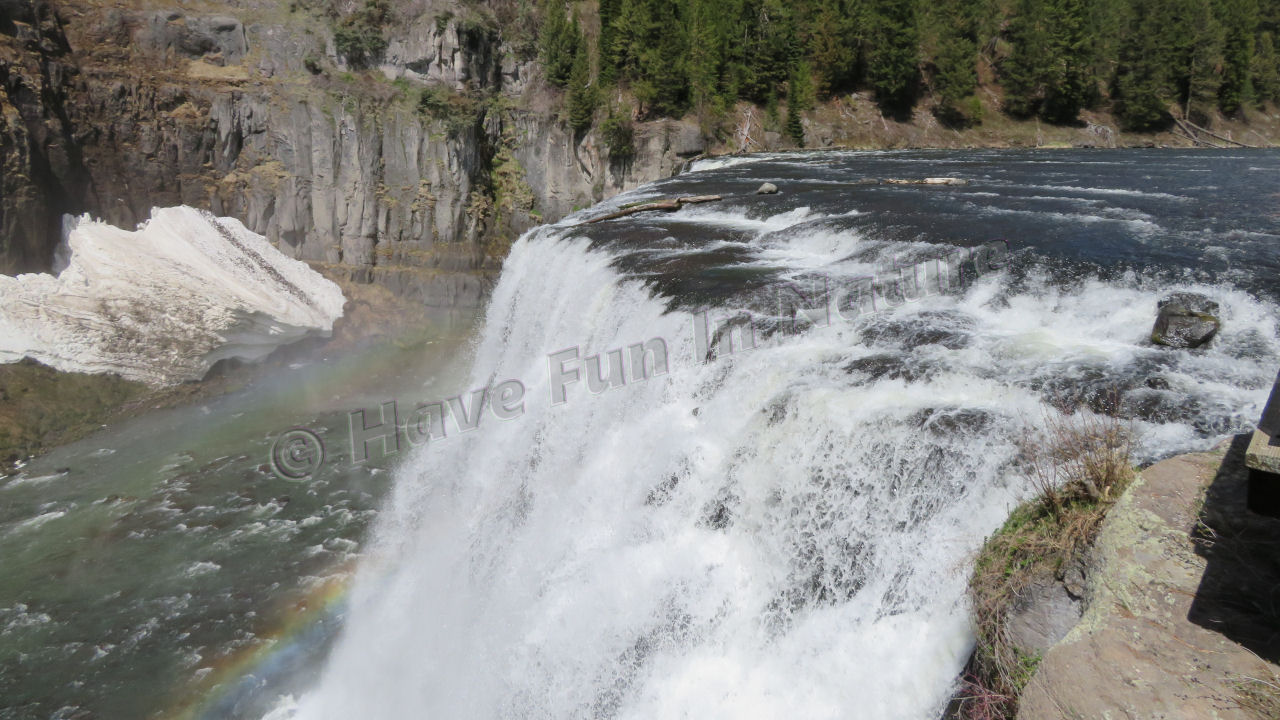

1246,370,1280,517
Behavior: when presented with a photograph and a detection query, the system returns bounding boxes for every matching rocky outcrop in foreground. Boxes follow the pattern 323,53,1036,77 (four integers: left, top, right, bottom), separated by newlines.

1017,439,1280,719
0,206,344,384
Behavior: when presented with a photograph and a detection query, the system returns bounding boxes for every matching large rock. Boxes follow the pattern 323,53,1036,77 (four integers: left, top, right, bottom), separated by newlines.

133,12,248,64
0,207,345,385
667,119,705,157
1016,447,1280,720
1151,292,1220,348
379,13,500,89
1004,580,1083,656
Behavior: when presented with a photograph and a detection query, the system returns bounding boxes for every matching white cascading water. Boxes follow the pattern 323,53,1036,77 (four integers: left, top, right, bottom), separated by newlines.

280,194,1278,719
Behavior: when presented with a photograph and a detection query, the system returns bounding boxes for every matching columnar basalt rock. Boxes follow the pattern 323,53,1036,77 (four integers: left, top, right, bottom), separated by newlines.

0,0,86,274
0,0,695,306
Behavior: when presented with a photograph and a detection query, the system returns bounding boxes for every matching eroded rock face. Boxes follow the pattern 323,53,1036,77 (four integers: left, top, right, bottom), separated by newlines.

513,115,703,222
132,12,248,64
0,207,345,385
379,14,500,89
1152,292,1221,349
0,0,695,307
0,0,86,274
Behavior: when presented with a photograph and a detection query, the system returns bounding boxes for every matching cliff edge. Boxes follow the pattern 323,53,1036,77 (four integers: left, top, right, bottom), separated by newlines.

1018,436,1280,719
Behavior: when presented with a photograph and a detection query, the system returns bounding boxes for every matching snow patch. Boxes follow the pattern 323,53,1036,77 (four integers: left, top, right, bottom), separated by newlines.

0,207,345,384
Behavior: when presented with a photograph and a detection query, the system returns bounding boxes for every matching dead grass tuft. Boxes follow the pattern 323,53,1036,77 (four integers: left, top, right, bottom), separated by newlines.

1233,670,1280,719
957,404,1136,720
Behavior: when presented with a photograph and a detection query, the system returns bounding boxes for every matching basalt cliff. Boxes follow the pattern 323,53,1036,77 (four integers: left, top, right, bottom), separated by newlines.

0,0,704,306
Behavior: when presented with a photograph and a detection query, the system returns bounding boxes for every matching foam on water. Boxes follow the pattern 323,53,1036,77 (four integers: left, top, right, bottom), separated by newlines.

7,510,68,535
967,202,1164,234
687,155,772,172
658,205,830,233
287,233,1021,720
994,183,1191,202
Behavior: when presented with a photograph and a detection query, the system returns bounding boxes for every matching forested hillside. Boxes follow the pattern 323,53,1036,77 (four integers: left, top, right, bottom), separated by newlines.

530,0,1280,142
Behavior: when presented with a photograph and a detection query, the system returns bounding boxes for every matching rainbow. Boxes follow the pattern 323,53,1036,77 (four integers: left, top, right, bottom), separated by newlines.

165,569,354,720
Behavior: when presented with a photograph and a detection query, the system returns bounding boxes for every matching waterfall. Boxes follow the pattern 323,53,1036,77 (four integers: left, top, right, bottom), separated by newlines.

280,176,1278,719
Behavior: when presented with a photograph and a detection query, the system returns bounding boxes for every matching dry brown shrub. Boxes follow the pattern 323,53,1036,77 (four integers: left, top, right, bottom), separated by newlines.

959,401,1136,720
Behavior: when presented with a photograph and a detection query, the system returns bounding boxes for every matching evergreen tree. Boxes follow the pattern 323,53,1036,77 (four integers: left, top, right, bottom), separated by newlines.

1219,0,1259,115
566,31,598,133
1264,0,1280,27
867,0,920,115
1167,0,1223,121
1114,0,1174,130
599,0,622,84
1254,0,1280,103
631,0,690,117
931,0,981,126
1003,0,1092,123
787,60,816,144
1087,0,1130,83
534,0,1280,127
738,0,799,105
1254,31,1280,103
685,0,731,112
1263,0,1280,32
610,0,651,86
800,0,859,95
540,0,580,87
1040,0,1093,124
1003,0,1051,117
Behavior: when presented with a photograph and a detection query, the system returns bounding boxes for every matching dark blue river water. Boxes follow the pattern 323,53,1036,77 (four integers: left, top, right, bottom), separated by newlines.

589,149,1280,305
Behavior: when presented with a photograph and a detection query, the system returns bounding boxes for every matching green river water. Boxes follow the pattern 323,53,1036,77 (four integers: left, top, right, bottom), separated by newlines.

0,309,478,720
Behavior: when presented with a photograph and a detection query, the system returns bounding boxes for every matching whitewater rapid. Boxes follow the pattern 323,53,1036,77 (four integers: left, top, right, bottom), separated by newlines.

274,160,1279,719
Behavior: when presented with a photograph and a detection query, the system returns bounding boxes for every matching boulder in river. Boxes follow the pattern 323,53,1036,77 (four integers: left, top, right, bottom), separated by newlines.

1151,292,1220,349
755,182,779,195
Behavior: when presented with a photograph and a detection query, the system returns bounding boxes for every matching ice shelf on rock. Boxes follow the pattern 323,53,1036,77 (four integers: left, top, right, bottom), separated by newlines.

0,206,346,385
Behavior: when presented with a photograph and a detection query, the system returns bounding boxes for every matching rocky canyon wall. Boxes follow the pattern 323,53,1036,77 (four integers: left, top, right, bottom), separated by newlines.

0,0,704,305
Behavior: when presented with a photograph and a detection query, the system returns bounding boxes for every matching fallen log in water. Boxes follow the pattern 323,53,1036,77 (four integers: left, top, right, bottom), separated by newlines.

584,195,723,224
882,177,969,186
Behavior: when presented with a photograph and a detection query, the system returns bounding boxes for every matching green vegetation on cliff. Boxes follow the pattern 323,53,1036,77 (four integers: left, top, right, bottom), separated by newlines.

533,0,1280,133
332,0,391,67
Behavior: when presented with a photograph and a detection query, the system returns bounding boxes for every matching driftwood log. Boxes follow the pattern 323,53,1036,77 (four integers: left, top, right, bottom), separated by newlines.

1174,117,1256,148
1174,118,1226,148
584,195,723,224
